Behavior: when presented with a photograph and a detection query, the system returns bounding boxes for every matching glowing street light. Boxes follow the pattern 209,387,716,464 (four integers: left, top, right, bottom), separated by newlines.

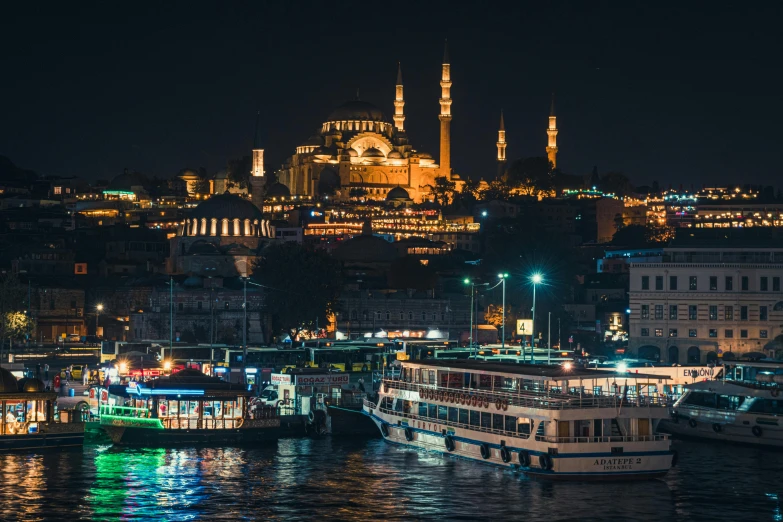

530,273,543,363
498,273,509,349
464,278,489,355
96,303,104,337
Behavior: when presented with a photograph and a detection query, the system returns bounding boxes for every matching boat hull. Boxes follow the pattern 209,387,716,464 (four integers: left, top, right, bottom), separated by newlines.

661,416,783,448
365,410,672,481
0,427,84,452
102,425,281,446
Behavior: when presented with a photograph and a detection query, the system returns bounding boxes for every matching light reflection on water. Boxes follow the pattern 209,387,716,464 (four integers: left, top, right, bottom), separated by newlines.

0,439,780,521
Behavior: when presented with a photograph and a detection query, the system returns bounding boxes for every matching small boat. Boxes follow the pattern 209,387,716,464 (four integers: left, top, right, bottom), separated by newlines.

363,359,676,480
0,368,84,451
661,360,783,447
99,369,280,446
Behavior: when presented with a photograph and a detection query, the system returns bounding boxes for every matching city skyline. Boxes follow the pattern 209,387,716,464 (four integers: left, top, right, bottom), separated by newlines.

2,3,782,188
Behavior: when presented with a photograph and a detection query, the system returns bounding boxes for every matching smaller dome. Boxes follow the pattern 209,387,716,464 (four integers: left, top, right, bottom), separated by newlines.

303,135,324,147
387,151,402,159
312,146,332,156
0,368,18,393
266,183,291,199
362,147,385,158
386,186,411,201
21,378,45,393
346,148,359,157
416,152,432,159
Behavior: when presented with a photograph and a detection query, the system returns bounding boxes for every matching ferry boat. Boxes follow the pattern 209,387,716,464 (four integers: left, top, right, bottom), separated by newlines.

363,360,676,480
99,369,280,446
662,360,783,447
0,368,84,451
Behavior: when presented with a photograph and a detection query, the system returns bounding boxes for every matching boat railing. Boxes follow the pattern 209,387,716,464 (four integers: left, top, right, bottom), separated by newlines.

100,405,152,418
382,380,671,410
534,434,668,444
363,399,377,410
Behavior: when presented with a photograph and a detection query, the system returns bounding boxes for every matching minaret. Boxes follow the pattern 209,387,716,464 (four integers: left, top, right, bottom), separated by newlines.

394,62,405,132
496,110,507,178
439,40,452,176
250,111,265,207
546,94,558,168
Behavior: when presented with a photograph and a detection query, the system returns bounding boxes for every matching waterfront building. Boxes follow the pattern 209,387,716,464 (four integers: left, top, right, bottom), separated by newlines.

629,230,783,364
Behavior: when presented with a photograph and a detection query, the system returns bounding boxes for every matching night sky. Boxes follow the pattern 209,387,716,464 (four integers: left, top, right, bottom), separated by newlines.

3,2,782,188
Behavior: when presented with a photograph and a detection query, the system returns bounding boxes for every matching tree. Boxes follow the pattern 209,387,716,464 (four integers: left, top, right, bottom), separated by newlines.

252,243,342,340
461,177,480,200
424,176,456,206
5,312,34,343
349,187,368,200
599,171,633,196
226,156,252,190
479,179,512,201
507,157,553,197
0,273,27,352
193,167,211,195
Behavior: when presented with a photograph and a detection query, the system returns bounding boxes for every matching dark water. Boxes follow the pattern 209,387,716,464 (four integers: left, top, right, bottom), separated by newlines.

1,438,782,521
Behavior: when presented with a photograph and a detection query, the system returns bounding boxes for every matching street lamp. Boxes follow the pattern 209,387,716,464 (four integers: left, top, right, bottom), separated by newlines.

498,273,509,349
531,273,543,363
464,279,489,356
96,304,103,337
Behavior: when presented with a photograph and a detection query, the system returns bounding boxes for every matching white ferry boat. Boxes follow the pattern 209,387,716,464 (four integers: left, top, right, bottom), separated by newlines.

662,360,783,447
363,360,676,480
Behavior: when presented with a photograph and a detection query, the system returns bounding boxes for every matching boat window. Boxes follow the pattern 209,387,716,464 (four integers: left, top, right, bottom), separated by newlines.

458,408,469,425
682,391,717,408
480,411,491,428
437,405,448,421
428,404,437,418
748,399,783,415
504,415,516,432
501,378,514,390
414,369,420,383
448,407,458,422
536,421,545,436
381,397,393,409
716,395,745,411
428,370,436,384
394,400,403,413
593,386,602,395
470,410,480,427
418,402,428,416
518,418,532,437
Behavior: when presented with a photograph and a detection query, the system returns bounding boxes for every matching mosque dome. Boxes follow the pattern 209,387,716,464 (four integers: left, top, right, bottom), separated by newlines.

327,100,386,122
312,146,333,157
0,367,18,393
107,170,148,191
333,221,398,263
346,148,359,157
362,147,385,158
190,193,263,221
303,135,324,147
386,186,411,201
387,151,402,159
266,183,291,199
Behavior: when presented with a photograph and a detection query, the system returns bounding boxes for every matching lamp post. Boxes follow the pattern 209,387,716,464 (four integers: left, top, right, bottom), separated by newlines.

96,304,103,337
531,273,543,362
464,279,490,357
498,273,509,349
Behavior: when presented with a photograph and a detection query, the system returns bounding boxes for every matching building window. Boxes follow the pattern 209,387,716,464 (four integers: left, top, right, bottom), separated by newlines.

385,311,390,320
760,306,768,321
709,329,717,338
400,312,404,320
654,328,663,337
641,328,649,336
668,328,678,337
641,276,649,290
377,311,382,320
688,305,697,320
670,276,678,291
740,329,748,338
741,276,749,291
774,277,781,292
725,276,733,291
54,186,62,195
761,277,769,292
350,310,357,320
709,276,718,291
421,312,426,321
669,305,678,320
761,330,768,339
654,305,664,320
709,306,717,320
197,301,202,310
689,329,697,337
689,276,697,290
725,329,733,338
50,300,55,310
740,306,748,320
641,305,649,319
408,312,413,321
725,306,733,320
655,276,663,291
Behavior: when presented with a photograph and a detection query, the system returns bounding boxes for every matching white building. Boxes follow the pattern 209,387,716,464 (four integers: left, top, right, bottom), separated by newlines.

629,246,783,364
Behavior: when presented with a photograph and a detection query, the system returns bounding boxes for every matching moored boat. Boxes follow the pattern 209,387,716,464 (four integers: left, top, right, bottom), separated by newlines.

363,359,676,480
661,360,783,447
0,368,84,451
99,368,280,446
